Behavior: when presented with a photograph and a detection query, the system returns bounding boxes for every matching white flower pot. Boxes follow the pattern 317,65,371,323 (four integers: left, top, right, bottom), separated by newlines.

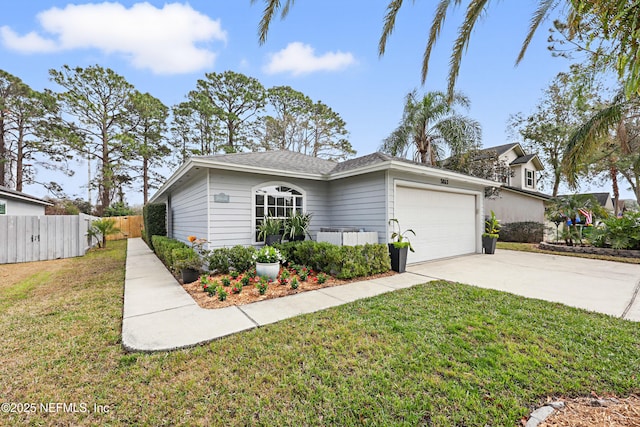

256,262,280,280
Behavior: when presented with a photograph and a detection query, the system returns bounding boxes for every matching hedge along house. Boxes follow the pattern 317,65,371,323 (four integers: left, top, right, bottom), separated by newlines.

148,151,499,264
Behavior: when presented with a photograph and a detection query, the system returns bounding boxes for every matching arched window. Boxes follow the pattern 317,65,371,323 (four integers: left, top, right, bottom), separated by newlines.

254,184,304,241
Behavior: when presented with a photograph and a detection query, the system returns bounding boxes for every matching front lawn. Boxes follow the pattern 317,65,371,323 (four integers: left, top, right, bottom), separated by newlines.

1,240,639,426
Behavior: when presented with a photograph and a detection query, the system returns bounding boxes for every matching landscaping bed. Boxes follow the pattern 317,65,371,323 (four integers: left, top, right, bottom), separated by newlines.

182,267,396,309
539,242,640,258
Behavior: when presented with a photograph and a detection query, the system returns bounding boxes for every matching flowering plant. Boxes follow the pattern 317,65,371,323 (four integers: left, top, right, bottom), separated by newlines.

187,235,208,256
252,246,285,263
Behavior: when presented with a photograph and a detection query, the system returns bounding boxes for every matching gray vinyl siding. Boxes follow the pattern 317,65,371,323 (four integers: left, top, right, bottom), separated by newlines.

170,172,208,244
328,171,387,243
207,170,330,249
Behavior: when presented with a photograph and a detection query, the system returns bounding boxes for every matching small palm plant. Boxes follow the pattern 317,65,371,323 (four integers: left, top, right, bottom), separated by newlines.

389,218,416,252
88,218,120,248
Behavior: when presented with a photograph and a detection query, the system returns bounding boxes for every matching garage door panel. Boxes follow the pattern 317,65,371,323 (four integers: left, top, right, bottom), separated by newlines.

396,186,477,263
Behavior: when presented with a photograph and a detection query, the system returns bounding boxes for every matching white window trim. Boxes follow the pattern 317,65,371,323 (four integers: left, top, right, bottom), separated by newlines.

251,181,306,244
525,169,535,188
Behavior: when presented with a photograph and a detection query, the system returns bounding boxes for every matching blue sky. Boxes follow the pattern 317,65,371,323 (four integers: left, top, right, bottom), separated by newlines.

1,1,624,204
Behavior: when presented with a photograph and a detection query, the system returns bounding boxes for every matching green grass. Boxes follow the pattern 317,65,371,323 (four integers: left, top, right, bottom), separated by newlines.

1,240,639,426
497,241,640,264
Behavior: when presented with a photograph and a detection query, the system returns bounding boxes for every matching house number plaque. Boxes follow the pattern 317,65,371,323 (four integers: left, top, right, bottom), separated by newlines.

214,193,230,203
440,178,449,185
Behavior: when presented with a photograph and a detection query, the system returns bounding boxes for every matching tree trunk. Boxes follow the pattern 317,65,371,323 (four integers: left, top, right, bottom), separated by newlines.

552,171,561,197
0,113,6,187
143,157,149,204
16,126,23,192
610,165,620,216
98,127,110,216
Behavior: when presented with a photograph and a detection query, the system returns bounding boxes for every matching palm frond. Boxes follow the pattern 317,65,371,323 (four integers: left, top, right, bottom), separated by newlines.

421,0,456,83
379,0,405,57
253,0,281,45
516,0,558,65
253,0,295,45
564,92,626,187
447,0,489,102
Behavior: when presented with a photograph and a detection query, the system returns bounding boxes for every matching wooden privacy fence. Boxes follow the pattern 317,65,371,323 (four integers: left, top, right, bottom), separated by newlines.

106,215,144,241
0,213,99,264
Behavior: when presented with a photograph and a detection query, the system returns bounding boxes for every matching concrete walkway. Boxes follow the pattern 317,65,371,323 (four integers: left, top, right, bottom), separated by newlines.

122,238,427,352
407,250,640,322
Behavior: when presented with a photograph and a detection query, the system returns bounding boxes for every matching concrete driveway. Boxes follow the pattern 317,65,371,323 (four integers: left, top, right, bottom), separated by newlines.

407,250,640,322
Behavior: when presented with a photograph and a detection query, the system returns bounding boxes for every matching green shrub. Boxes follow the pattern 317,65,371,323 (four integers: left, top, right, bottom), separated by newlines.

151,236,188,267
207,245,257,274
590,212,640,249
499,222,544,243
143,203,166,249
274,241,390,279
171,247,201,272
228,245,256,272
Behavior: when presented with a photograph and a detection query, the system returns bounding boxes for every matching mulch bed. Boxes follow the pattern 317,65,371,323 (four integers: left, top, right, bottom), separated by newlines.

538,395,640,427
181,267,397,309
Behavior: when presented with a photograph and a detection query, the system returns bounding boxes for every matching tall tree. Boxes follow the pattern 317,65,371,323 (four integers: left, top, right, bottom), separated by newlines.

124,91,170,204
260,87,355,160
194,71,266,152
0,70,69,192
305,101,354,161
380,90,481,165
50,65,134,215
509,67,601,196
253,1,640,100
170,92,222,162
261,85,313,152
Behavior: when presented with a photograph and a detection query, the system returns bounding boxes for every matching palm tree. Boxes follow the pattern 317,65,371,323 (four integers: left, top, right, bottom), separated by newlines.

88,218,120,248
252,1,640,100
380,90,481,165
563,92,640,208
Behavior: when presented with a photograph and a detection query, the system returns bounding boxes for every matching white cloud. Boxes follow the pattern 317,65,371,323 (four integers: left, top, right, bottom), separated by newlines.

0,2,227,74
264,42,355,76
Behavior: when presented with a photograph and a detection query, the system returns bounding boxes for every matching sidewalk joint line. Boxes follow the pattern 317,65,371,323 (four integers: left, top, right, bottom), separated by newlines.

236,306,260,327
123,302,197,319
621,277,640,320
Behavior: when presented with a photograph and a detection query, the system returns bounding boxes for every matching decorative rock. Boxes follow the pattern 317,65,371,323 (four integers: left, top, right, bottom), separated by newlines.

546,401,565,409
525,406,555,427
590,398,608,407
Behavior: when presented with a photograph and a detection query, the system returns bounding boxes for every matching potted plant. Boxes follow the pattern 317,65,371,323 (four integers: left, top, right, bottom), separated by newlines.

482,210,501,254
257,216,284,246
388,218,415,273
252,246,285,280
284,211,312,241
172,247,202,283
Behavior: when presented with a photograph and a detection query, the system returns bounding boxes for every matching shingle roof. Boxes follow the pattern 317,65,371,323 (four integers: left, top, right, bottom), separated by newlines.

197,150,338,175
329,152,393,173
503,185,552,200
479,143,520,156
0,186,52,206
510,153,537,165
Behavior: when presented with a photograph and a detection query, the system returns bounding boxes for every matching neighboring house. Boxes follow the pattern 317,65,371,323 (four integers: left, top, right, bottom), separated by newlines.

0,186,52,216
149,151,499,264
479,143,551,224
559,192,614,213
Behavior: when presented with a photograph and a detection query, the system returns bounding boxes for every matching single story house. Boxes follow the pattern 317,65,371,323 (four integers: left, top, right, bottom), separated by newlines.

0,186,52,216
480,143,551,224
149,150,500,264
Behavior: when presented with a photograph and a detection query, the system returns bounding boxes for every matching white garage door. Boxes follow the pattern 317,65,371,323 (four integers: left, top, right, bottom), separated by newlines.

395,186,477,263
